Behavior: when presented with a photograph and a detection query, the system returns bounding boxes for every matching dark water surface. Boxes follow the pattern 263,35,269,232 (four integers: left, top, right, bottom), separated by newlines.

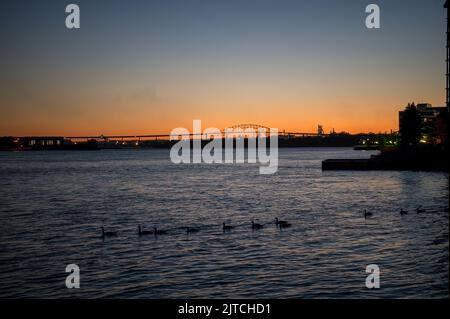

0,148,448,298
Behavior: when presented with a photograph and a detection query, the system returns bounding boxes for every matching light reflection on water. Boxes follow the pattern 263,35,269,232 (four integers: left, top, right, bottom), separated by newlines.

0,148,448,298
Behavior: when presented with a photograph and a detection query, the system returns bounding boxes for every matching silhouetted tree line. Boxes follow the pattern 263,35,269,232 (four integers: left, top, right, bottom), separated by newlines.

399,103,421,147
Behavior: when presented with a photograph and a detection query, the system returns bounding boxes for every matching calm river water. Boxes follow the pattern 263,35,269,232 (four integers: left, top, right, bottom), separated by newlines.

0,148,448,298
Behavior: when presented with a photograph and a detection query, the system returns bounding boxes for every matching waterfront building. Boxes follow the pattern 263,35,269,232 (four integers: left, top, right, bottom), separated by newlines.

399,103,447,145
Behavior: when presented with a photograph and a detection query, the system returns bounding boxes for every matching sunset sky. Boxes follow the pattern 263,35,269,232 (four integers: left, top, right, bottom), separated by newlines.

0,0,446,136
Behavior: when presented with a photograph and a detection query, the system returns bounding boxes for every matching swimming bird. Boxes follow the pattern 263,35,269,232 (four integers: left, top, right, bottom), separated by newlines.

223,222,234,231
364,209,373,219
278,222,292,228
416,206,425,214
101,227,117,238
138,225,153,236
186,226,200,234
153,227,167,235
251,220,264,230
275,217,290,227
400,208,408,215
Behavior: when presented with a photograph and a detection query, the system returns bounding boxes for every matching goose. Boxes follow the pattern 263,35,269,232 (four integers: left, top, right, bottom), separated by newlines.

278,222,292,228
400,208,408,215
222,222,234,231
138,225,153,236
101,227,117,238
364,209,373,219
416,206,425,214
153,227,167,235
186,226,200,234
251,220,264,230
275,217,290,227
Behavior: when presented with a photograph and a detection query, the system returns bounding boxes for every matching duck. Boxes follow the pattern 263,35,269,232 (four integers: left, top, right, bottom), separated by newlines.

153,227,167,235
416,206,426,214
222,222,234,231
251,220,264,230
101,227,117,238
400,208,408,215
364,209,373,219
138,225,153,236
275,217,290,227
186,226,200,234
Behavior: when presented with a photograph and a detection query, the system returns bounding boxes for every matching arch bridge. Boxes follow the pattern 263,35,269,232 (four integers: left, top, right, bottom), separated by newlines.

62,124,327,142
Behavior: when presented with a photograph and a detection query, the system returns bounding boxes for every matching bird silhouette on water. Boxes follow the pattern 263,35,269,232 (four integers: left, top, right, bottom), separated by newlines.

138,225,153,236
186,226,200,234
251,220,264,230
101,227,117,238
222,223,234,231
416,206,426,214
364,209,373,219
275,217,291,228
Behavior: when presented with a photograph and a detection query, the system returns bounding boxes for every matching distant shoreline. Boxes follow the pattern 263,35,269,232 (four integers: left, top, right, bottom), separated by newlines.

0,134,391,151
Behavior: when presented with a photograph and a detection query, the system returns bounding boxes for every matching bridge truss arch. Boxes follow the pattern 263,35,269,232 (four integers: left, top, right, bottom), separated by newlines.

223,123,276,137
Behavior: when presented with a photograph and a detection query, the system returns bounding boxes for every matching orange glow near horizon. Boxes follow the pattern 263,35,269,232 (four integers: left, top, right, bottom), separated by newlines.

0,43,445,137
0,91,443,136
0,103,441,137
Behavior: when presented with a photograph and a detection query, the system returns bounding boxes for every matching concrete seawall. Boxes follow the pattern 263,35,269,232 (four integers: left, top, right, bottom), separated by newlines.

322,148,449,172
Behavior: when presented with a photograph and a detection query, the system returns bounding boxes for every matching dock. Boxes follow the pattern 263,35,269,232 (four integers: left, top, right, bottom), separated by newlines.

322,147,449,172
